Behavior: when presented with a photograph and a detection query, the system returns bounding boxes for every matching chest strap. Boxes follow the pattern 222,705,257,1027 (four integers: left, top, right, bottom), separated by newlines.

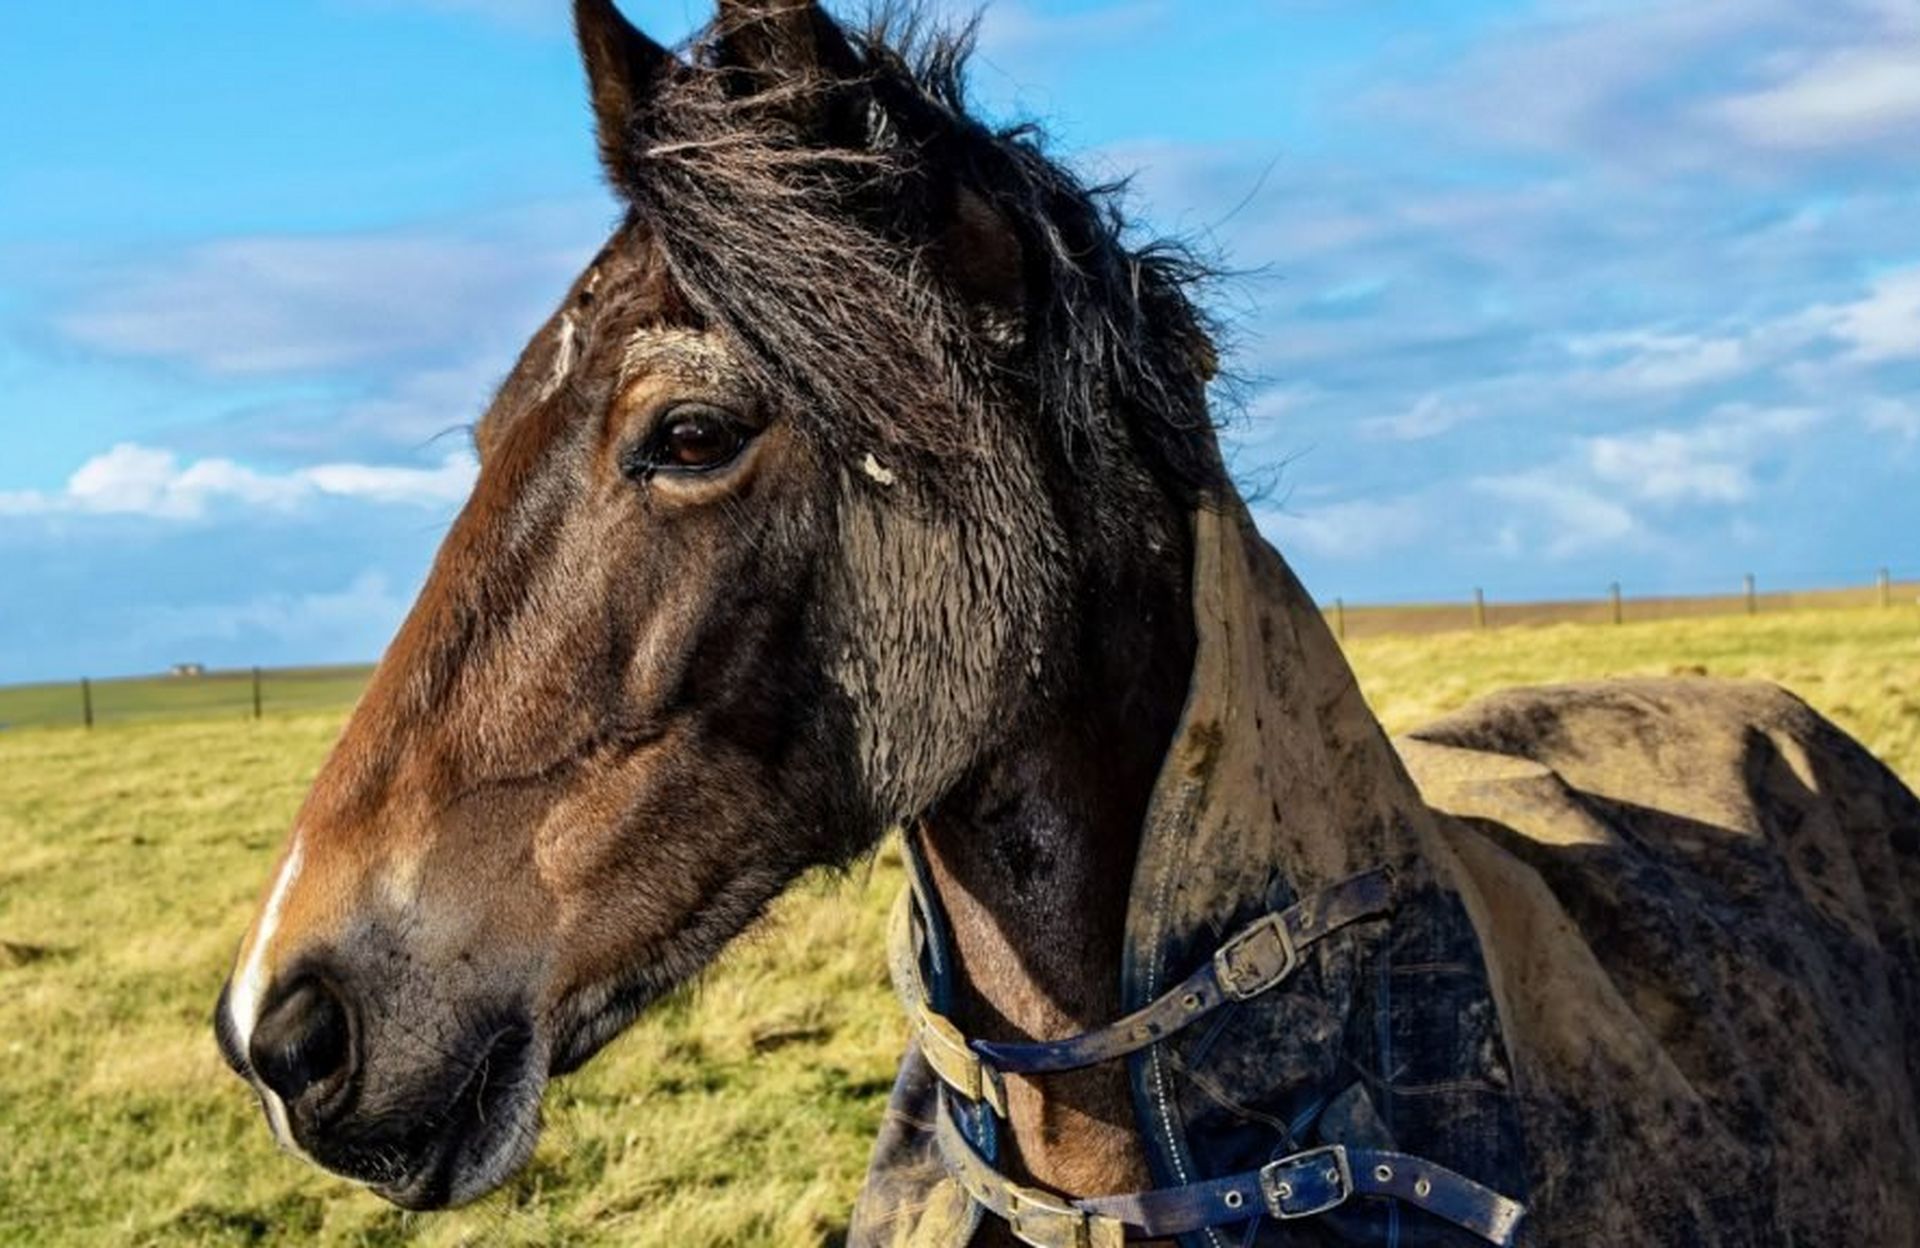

894,860,1528,1245
888,867,1395,1114
934,1092,1527,1248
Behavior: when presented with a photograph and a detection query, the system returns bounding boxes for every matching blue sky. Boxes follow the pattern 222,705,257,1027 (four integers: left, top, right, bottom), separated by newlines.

2,0,1917,682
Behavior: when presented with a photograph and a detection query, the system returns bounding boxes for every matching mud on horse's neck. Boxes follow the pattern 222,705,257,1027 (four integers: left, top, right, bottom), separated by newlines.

914,500,1198,1209
911,500,1445,1228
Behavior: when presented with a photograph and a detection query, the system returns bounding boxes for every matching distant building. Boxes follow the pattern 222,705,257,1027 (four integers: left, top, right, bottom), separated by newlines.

169,663,206,678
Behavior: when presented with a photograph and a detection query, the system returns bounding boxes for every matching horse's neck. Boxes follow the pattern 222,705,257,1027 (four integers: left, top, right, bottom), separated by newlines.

915,500,1440,1210
916,505,1195,1199
917,722,1166,1199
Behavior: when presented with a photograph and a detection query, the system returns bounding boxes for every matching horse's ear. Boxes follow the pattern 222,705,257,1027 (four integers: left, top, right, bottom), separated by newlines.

940,186,1028,315
575,0,677,195
713,0,863,128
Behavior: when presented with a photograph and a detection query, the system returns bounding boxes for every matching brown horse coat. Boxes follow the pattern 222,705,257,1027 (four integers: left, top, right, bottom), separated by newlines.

852,497,1920,1246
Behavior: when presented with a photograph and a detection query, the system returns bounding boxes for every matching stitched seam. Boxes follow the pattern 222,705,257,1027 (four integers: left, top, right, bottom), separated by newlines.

1145,511,1232,1248
1378,940,1400,1248
1147,777,1198,1189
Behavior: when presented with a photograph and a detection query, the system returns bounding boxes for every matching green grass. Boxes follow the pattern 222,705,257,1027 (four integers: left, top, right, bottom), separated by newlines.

1,605,1915,1245
1347,605,1920,779
0,712,905,1247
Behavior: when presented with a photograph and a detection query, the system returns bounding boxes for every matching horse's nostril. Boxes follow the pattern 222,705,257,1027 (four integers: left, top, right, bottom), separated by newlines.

249,978,353,1108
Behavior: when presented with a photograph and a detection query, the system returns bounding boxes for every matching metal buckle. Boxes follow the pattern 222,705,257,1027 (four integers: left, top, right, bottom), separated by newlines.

1213,912,1297,1000
1260,1144,1354,1220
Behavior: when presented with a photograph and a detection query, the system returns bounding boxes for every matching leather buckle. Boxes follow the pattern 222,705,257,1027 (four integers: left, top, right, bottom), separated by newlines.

1213,912,1297,1000
915,1003,1008,1116
1260,1144,1353,1220
1008,1187,1121,1248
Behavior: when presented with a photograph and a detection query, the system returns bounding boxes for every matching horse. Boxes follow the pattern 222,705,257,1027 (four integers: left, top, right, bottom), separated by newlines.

216,3,1920,1245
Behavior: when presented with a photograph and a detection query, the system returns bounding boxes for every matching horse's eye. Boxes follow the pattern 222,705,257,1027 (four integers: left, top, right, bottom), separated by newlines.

635,406,751,477
665,416,740,469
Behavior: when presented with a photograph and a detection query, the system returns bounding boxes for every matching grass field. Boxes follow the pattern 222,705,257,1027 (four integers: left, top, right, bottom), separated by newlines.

1,605,1916,1245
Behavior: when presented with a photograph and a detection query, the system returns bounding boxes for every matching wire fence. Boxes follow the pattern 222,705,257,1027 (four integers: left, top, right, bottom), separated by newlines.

1324,571,1919,643
2,572,1914,732
0,666,374,733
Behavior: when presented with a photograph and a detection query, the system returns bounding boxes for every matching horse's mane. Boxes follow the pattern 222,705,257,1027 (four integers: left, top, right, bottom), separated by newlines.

618,5,1223,496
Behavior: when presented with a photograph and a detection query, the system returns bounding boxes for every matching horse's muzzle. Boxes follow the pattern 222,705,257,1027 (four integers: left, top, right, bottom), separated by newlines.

359,1020,544,1210
215,966,547,1209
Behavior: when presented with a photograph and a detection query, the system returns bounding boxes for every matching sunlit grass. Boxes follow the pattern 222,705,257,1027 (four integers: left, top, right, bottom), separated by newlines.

1347,605,1920,780
1,604,1914,1244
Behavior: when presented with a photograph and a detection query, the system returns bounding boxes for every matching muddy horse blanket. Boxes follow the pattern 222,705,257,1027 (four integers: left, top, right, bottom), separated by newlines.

1399,677,1920,1246
850,502,1920,1247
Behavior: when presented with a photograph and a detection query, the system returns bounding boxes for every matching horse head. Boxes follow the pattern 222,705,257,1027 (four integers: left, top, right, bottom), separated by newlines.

216,0,1215,1209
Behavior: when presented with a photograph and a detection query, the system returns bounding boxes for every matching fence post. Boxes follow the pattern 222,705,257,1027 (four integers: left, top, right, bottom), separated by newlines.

1334,598,1347,641
1610,582,1623,626
1744,573,1757,616
252,666,263,721
81,677,94,730
1882,567,1893,609
1473,587,1486,631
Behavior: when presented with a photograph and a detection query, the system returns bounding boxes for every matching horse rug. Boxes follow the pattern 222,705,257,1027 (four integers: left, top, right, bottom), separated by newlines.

849,496,1920,1247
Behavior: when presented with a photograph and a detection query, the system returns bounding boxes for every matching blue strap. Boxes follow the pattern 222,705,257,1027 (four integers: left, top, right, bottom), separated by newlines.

971,868,1395,1075
899,830,1003,1159
934,1093,1528,1247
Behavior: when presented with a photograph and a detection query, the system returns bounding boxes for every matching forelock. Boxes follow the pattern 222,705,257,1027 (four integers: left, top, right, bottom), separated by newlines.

609,6,1224,497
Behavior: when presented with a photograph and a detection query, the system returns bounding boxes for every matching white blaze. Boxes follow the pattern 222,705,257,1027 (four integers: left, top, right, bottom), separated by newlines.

228,833,306,1051
228,833,310,1151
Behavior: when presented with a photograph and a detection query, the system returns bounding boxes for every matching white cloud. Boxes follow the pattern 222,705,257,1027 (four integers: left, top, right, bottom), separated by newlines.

1369,2,1775,162
1587,436,1747,504
1801,265,1920,363
0,444,476,520
1866,397,1920,441
1243,384,1322,425
1540,264,1920,409
1715,44,1920,149
1472,471,1640,559
1564,330,1753,394
55,228,584,377
972,2,1172,58
1585,405,1822,504
302,455,477,507
1371,0,1920,174
1254,496,1427,560
1360,394,1476,441
144,571,412,649
1465,403,1824,558
337,358,508,444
